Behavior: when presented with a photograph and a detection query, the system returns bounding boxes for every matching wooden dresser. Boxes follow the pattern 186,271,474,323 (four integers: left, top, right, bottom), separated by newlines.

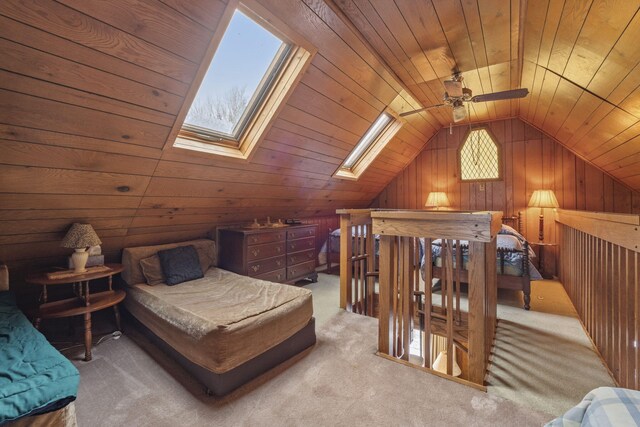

218,224,318,284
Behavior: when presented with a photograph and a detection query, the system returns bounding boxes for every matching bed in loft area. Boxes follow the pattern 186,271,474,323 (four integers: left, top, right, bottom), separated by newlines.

422,221,543,310
335,210,542,312
0,266,79,427
120,239,316,396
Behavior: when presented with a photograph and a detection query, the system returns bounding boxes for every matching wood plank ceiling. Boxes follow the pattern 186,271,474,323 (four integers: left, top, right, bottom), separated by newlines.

1,0,640,274
335,0,640,192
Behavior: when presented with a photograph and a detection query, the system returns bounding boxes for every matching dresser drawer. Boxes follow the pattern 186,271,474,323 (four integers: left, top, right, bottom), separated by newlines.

254,268,286,283
247,231,286,245
247,242,285,261
247,256,285,277
286,226,316,240
287,260,316,280
287,249,315,266
287,236,315,253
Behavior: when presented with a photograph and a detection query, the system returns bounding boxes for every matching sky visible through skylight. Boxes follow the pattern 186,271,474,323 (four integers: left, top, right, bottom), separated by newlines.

184,10,284,136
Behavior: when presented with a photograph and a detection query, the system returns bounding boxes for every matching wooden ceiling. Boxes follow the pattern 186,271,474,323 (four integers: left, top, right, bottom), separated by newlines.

1,0,640,273
334,0,640,193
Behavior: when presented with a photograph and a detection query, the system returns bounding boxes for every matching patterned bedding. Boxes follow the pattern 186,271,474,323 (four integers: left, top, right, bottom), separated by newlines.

546,387,640,426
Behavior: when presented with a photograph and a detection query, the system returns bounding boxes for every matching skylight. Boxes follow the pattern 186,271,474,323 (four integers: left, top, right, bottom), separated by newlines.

173,4,314,159
335,111,402,180
343,113,393,168
183,10,289,139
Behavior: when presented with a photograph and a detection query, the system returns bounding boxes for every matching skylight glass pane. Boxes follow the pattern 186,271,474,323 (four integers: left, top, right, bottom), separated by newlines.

460,129,500,181
343,113,393,168
184,10,285,137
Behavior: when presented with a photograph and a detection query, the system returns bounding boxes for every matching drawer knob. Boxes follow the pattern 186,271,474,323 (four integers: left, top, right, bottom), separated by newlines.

290,243,296,250
276,246,282,253
276,274,282,280
252,248,260,257
276,260,282,266
291,256,297,263
252,265,260,272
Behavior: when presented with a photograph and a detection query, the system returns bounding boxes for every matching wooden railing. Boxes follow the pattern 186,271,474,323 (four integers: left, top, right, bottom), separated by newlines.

336,209,378,316
372,210,501,388
556,209,639,390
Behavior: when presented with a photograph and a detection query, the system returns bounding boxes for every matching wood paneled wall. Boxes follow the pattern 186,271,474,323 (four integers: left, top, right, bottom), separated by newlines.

373,118,640,275
0,0,436,290
557,210,639,390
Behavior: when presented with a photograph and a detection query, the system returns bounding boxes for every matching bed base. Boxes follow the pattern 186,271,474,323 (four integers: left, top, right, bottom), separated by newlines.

432,242,531,310
127,313,316,396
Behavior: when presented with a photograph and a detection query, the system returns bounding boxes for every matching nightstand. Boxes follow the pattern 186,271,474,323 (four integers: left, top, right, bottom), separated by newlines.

26,264,125,361
530,242,557,279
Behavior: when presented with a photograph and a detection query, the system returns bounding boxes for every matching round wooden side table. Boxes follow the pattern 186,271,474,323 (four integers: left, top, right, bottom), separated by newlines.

26,263,125,361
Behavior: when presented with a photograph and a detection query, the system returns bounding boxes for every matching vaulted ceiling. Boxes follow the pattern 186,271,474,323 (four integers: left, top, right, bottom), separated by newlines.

335,0,640,192
1,0,639,273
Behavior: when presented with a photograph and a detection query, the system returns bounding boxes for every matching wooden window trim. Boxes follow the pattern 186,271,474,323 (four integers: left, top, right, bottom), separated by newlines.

334,108,403,181
457,126,503,183
166,0,316,161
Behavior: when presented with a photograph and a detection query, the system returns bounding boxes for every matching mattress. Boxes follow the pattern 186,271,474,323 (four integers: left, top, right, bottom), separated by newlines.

124,267,313,374
0,292,79,424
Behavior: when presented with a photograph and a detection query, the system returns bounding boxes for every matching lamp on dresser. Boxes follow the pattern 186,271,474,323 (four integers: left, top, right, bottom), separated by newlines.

61,223,102,273
528,189,559,242
424,192,450,211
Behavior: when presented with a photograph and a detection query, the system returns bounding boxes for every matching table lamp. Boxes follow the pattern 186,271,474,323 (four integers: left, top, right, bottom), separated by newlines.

61,223,102,273
432,350,461,377
528,190,559,241
425,192,450,211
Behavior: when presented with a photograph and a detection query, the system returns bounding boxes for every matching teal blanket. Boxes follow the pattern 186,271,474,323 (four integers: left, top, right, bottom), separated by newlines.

0,292,79,423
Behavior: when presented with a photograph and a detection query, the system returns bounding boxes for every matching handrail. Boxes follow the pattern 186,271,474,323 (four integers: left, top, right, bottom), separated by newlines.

556,209,639,390
555,209,639,252
371,209,502,387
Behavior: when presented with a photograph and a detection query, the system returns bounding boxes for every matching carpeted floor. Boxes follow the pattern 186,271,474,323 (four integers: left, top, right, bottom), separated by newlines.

59,273,615,426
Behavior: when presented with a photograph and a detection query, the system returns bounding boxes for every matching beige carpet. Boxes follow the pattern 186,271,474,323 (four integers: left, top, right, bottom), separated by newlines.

487,279,616,415
61,273,614,425
68,312,551,426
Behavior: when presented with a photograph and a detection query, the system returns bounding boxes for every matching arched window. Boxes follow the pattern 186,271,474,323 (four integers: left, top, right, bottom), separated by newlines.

459,128,501,181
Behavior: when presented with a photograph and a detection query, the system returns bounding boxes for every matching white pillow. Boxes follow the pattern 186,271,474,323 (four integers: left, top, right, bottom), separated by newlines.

496,234,523,251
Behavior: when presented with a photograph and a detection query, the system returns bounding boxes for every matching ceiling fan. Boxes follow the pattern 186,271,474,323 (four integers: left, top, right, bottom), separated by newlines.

400,73,529,122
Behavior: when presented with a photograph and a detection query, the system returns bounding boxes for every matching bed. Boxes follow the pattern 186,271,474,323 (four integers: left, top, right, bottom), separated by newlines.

333,210,541,313
546,387,640,426
319,226,379,274
0,276,79,427
121,239,316,396
423,223,542,310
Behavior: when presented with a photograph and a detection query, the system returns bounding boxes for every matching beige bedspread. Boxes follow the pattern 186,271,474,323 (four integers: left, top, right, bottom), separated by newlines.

125,267,313,374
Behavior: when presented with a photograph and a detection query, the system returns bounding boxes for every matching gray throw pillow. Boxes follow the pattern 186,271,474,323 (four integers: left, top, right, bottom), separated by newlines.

157,245,203,286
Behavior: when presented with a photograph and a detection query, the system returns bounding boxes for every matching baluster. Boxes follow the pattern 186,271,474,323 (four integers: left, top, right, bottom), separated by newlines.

423,237,432,368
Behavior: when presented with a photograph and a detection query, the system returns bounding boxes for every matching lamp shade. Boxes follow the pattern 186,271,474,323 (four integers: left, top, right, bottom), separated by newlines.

425,192,450,209
432,350,461,377
60,223,102,249
528,190,559,208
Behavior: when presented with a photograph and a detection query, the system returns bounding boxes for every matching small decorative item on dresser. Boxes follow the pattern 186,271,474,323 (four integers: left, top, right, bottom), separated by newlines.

60,223,102,273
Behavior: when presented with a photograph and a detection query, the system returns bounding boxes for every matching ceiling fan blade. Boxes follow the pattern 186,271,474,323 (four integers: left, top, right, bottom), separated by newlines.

471,88,529,103
399,104,447,117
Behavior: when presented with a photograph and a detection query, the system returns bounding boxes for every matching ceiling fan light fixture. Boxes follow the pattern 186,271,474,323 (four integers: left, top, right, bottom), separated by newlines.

452,103,467,123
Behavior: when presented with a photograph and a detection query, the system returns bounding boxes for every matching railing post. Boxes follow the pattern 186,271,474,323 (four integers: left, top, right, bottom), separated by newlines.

468,241,487,384
339,214,352,310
